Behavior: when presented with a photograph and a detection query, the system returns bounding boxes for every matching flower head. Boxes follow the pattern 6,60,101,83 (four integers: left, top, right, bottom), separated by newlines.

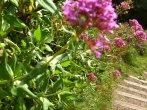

135,43,142,48
127,35,132,40
83,33,111,58
88,73,96,81
120,1,130,10
62,0,118,33
112,70,121,77
113,37,126,48
109,70,121,81
134,31,146,42
129,19,143,31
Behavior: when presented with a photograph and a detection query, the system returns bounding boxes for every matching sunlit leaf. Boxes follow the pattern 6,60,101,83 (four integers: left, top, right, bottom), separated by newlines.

3,14,27,28
30,105,42,110
34,25,41,42
40,97,54,110
47,53,67,66
21,40,27,48
61,61,70,67
0,31,6,36
58,91,82,101
36,0,61,17
44,44,53,52
4,38,21,53
10,0,19,7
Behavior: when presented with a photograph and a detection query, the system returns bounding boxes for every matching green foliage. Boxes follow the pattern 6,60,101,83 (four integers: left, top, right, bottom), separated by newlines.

113,0,147,29
0,0,147,110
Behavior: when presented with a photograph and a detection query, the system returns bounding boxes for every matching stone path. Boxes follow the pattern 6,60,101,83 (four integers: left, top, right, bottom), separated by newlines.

113,72,147,110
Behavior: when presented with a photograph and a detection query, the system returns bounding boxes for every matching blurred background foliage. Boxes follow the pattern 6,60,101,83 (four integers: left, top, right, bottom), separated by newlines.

113,0,147,29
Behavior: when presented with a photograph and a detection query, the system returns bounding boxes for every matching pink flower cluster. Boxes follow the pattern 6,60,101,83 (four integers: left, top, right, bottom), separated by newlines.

82,34,110,58
129,19,143,31
62,0,118,33
120,1,130,10
134,31,146,42
135,43,142,48
116,1,132,14
88,73,96,81
109,70,121,80
96,34,111,53
129,19,146,42
113,37,126,48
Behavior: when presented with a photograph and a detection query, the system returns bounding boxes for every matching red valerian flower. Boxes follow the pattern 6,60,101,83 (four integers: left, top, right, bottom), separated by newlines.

129,19,143,31
109,70,121,81
120,1,130,10
134,31,147,42
113,37,126,48
62,0,118,33
81,34,110,58
88,73,96,81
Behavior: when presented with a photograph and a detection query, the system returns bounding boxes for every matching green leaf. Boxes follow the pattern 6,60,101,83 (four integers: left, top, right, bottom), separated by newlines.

28,30,35,43
63,79,75,87
20,60,48,85
70,61,84,72
53,79,62,92
4,38,21,53
47,53,67,66
14,98,26,110
35,74,45,89
42,33,53,43
0,31,6,36
2,20,10,31
10,0,19,7
0,88,10,100
44,44,53,52
36,0,61,17
3,104,11,110
42,16,51,24
21,40,27,48
30,105,42,110
0,50,14,80
24,50,39,65
10,84,17,96
58,91,80,101
56,102,63,110
40,97,54,110
3,13,27,28
61,61,70,67
41,74,49,93
34,25,41,42
9,54,17,72
14,62,23,76
17,84,39,101
10,80,23,96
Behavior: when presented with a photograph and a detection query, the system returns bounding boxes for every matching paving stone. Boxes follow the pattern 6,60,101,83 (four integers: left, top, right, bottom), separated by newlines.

117,85,147,99
113,75,147,110
114,100,147,110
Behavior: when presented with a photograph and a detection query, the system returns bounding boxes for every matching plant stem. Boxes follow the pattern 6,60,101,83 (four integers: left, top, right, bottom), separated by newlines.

46,35,77,65
43,92,59,97
0,75,27,84
0,0,4,32
14,75,27,81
